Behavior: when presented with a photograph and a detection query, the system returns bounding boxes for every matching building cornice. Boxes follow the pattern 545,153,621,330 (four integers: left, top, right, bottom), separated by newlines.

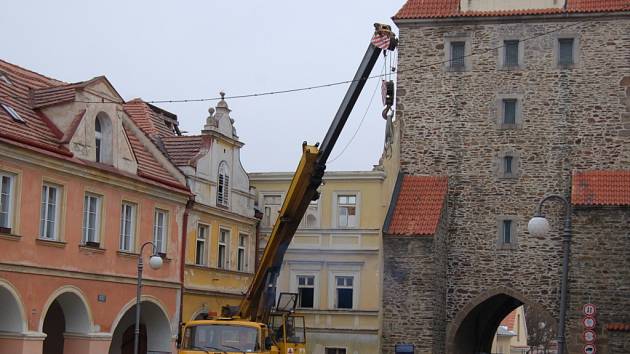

191,203,258,225
0,262,181,289
249,170,386,182
0,142,190,204
261,228,381,235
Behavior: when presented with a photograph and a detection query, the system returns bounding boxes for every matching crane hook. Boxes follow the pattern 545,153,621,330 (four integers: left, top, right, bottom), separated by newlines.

382,105,394,120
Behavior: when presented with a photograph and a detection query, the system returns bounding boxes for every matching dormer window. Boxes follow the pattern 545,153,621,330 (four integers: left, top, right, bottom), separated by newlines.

94,113,113,164
217,161,230,207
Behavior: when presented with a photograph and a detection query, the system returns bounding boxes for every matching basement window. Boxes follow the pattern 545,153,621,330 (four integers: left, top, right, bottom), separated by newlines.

1,103,25,123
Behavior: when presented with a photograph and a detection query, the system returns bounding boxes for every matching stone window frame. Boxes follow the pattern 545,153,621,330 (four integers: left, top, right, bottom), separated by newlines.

552,32,581,70
495,149,521,179
496,94,524,129
444,33,472,72
498,37,525,70
496,216,518,250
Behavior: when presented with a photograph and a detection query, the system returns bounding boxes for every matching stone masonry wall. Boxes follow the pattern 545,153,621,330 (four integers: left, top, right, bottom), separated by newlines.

393,14,630,353
382,206,448,354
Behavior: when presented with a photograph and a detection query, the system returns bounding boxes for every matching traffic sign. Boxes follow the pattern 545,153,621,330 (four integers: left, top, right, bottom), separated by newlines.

583,329,596,343
583,344,596,354
583,303,597,316
582,316,596,329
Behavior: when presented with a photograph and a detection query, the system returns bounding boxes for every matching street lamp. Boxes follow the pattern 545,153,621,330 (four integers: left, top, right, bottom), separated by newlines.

134,241,163,354
528,194,572,354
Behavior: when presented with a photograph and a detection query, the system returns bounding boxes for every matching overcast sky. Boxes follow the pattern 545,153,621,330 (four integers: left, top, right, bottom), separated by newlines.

1,0,404,172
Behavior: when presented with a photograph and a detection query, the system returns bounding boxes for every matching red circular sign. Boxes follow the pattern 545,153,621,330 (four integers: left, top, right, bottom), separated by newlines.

583,303,597,316
583,344,596,354
583,316,596,329
583,329,596,343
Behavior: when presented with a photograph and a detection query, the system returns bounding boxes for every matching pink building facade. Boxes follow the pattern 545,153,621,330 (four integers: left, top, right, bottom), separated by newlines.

0,59,190,354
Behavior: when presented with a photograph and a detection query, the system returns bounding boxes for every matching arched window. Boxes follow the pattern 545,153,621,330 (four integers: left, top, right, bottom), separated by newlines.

94,118,102,162
94,113,113,164
217,162,230,207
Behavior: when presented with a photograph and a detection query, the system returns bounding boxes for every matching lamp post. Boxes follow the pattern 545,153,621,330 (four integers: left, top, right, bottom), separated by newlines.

528,194,572,354
134,241,163,354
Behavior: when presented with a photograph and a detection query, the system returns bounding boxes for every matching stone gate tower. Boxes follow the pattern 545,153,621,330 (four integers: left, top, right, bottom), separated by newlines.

382,1,630,353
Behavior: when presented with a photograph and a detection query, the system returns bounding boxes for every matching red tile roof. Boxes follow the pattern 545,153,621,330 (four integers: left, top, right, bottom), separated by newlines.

161,135,205,166
572,170,630,206
394,0,630,19
607,323,630,331
0,59,187,192
124,98,179,139
500,309,517,331
384,175,448,236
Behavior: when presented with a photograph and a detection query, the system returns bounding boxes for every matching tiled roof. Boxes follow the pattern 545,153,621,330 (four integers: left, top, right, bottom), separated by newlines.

607,323,630,331
394,0,630,19
124,99,179,139
500,309,517,331
572,170,630,206
161,135,205,166
0,59,186,192
384,174,448,236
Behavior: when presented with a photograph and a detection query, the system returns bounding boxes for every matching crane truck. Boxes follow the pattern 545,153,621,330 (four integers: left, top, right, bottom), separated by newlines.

177,23,397,354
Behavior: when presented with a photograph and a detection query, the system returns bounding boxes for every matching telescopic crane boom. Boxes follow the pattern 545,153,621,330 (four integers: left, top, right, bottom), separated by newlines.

238,23,397,324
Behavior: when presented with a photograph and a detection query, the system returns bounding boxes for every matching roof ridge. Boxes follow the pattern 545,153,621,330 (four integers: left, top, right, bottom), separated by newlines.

0,58,66,86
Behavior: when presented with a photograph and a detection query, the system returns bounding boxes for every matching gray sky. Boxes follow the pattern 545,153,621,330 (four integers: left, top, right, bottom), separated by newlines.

1,0,404,172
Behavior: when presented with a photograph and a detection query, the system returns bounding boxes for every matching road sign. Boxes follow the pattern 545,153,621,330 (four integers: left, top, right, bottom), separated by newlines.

583,344,596,354
583,329,596,343
582,316,596,329
583,303,597,316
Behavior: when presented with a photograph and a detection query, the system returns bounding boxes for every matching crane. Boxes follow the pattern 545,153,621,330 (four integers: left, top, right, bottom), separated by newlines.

178,23,397,354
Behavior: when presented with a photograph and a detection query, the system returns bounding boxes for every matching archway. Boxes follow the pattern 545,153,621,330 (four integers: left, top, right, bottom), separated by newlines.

0,281,27,352
109,300,172,354
447,288,555,354
41,291,91,354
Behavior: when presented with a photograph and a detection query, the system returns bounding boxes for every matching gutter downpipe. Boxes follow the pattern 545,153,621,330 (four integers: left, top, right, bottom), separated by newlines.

179,197,194,326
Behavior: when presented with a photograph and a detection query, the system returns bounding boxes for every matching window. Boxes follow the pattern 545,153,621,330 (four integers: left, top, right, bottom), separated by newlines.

153,209,168,254
299,200,319,229
1,103,25,123
218,228,230,269
504,40,519,67
82,194,102,245
0,72,11,85
502,220,512,244
119,202,136,251
503,99,517,125
297,275,315,309
504,156,513,175
450,41,466,69
217,162,230,207
262,194,282,228
337,195,357,228
237,233,248,272
40,184,61,240
196,224,209,265
0,172,15,233
95,118,102,163
335,276,354,309
325,348,346,354
558,38,574,65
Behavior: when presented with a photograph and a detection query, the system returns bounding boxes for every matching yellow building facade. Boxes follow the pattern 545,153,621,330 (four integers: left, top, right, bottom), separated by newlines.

250,170,390,354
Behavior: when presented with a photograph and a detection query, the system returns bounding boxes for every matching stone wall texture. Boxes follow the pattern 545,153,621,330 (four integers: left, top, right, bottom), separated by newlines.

384,13,630,354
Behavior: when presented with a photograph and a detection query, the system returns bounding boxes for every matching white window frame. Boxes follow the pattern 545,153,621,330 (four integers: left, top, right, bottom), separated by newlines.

119,202,137,251
327,265,361,311
40,183,61,240
289,264,322,309
333,192,360,228
0,172,16,232
217,161,230,207
196,223,210,266
237,233,249,272
82,193,102,245
218,227,230,269
153,209,168,253
325,347,348,354
261,192,283,228
296,274,316,309
334,275,355,310
299,199,320,229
